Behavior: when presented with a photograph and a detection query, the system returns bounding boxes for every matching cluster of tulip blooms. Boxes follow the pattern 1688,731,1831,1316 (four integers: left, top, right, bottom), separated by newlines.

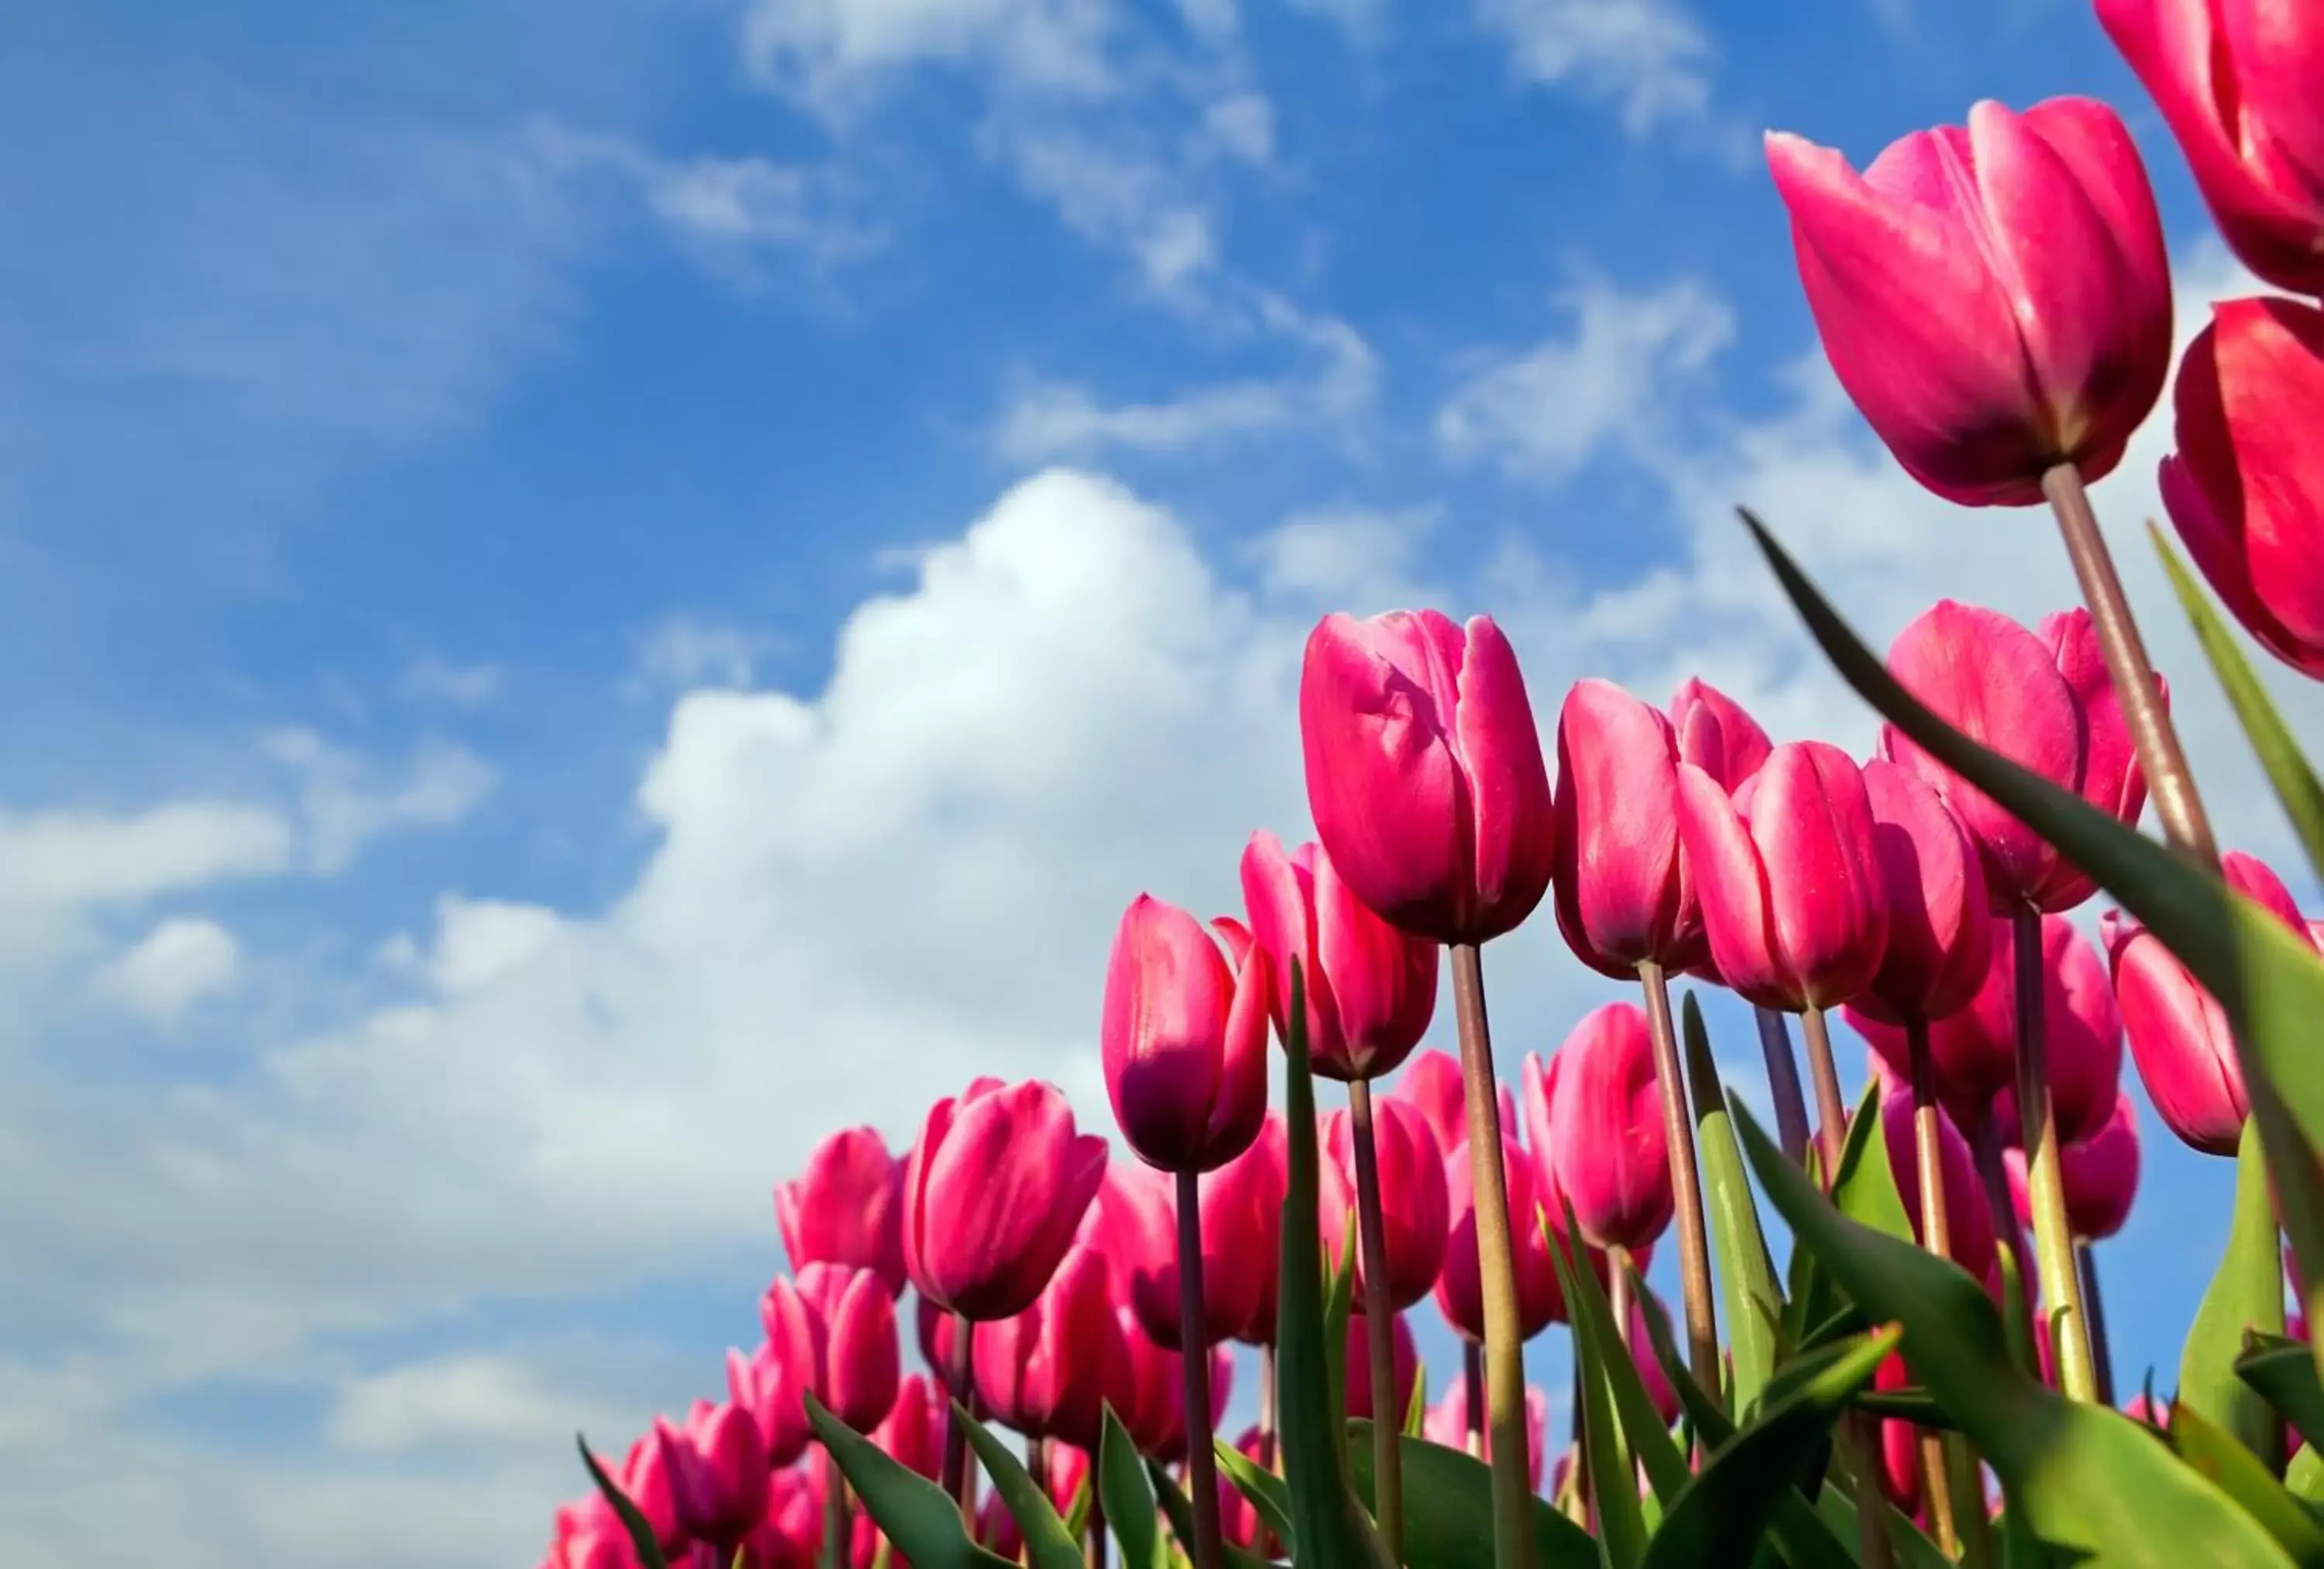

545,2,2324,1567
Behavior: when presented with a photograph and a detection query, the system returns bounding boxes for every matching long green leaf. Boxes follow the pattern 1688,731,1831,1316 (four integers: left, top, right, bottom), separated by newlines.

577,1436,672,1569
1146,1456,1272,1569
807,1395,1020,1569
1098,1408,1164,1569
2288,1447,2324,1505
2167,1400,2324,1565
1215,1438,1294,1550
2238,1338,2324,1454
1551,1217,1648,1568
2183,1120,2289,1470
1681,991,1782,1416
1552,1224,1691,1505
954,1405,1085,1569
1345,1425,1601,1569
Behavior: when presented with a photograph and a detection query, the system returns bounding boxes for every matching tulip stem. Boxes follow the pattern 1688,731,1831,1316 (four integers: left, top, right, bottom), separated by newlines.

1449,942,1535,1569
2012,903,2100,1402
1797,1005,1849,1187
943,1313,978,1522
1464,1341,1485,1457
1254,1346,1277,1560
1752,1006,1813,1166
1905,1015,1963,1555
1566,1360,1591,1530
2042,462,2219,867
1346,1078,1405,1557
1638,962,1721,1392
1174,1169,1228,1569
825,1447,851,1569
2078,1241,2117,1406
1086,1485,1108,1569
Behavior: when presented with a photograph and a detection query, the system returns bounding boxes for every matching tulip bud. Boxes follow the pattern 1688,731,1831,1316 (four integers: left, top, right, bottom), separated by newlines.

2097,0,2324,296
1298,609,1556,944
1343,1310,1420,1424
1423,1377,1549,1488
1240,833,1440,1081
913,1293,966,1399
2004,1087,2141,1243
872,1372,944,1481
1436,1131,1566,1342
902,1078,1108,1320
1873,1351,1923,1518
973,1242,1120,1451
1112,1306,1233,1461
1669,676,1774,791
727,1324,813,1468
621,1423,689,1553
1320,1096,1450,1311
1082,1159,1271,1352
1388,1048,1515,1156
1876,1087,1999,1284
788,1262,900,1433
775,1128,905,1296
1765,98,2171,506
670,1402,769,1551
745,1466,823,1569
1852,758,1991,1025
1552,678,1703,976
1674,741,1888,1011
1535,1003,1673,1253
2161,298,2324,679
1625,1293,1683,1427
1102,895,1271,1172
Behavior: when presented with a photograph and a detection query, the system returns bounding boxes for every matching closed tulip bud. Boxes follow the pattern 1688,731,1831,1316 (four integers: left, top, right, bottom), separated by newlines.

872,1372,944,1480
902,1078,1107,1320
1669,676,1774,792
790,1262,900,1432
1102,896,1271,1172
2098,0,2324,296
1112,1307,1233,1461
1674,741,1888,1011
621,1424,689,1553
744,1467,823,1569
2161,298,2324,678
549,1514,638,1569
1873,1351,1923,1518
775,1128,904,1296
1436,1131,1566,1341
671,1402,769,1550
2124,1392,2172,1429
1534,1003,1673,1251
1343,1310,1420,1424
1240,833,1440,1080
1552,679,1703,976
1320,1096,1451,1311
1877,1088,1999,1283
973,1242,1120,1450
1852,758,1992,1025
2107,850,2311,1154
913,1293,966,1399
1765,98,2171,506
1215,1114,1287,1344
1086,1159,1269,1351
1424,1377,1549,1487
1388,1048,1515,1157
727,1326,813,1468
2004,1087,2141,1242
1298,609,1556,945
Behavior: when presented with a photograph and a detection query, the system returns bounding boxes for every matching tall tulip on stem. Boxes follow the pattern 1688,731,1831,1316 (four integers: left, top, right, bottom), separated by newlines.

1300,608,1556,1569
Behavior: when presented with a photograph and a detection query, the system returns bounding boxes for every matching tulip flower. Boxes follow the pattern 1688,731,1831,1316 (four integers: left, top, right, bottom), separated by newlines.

749,1466,823,1569
2106,850,2313,1154
727,1324,813,1468
873,1373,944,1481
1216,1427,1272,1550
621,1423,692,1554
670,1402,770,1552
1669,676,1773,791
2096,0,2324,296
1087,1160,1272,1352
1765,98,2172,506
1424,1377,1549,1486
1389,1049,1515,1155
2004,1087,2141,1244
1102,895,1271,1173
973,1242,1120,1451
1320,1095,1450,1311
1874,1351,1926,1518
1552,678,1703,976
1241,833,1440,1081
980,1444,1090,1560
1112,1306,1234,1462
1877,1088,1999,1284
1437,1131,1566,1342
1342,1310,1420,1424
1298,609,1555,945
1853,759,1992,1028
902,1078,1107,1321
785,1262,901,1432
775,1127,905,1296
2161,298,2324,678
1532,1004,1673,1253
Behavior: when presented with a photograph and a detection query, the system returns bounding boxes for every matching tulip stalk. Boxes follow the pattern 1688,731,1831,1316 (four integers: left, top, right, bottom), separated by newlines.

1904,1016,1962,1557
1449,942,1535,1569
2012,904,2102,1402
1637,961,1721,1388
824,1451,850,1569
943,1314,977,1520
1463,1342,1485,1457
1753,1007,1813,1166
1798,1006,1849,1186
1344,1079,1405,1555
2078,1241,2117,1406
1173,1170,1228,1569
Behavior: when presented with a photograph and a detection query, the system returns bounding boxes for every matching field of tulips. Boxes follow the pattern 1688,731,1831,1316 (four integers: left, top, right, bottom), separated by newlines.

541,3,2324,1567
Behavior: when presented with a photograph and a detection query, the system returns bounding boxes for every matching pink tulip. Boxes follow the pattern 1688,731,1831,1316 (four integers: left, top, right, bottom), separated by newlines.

1669,676,1774,791
1881,601,2156,912
1112,1306,1233,1462
726,1326,813,1468
546,1500,635,1569
1388,1048,1515,1156
1298,609,1556,944
775,1128,905,1296
1627,1293,1683,1427
1102,895,1271,1172
620,1423,690,1553
1215,1114,1288,1344
1674,740,1888,1011
786,1263,900,1432
1320,1096,1451,1311
981,1444,1090,1560
2161,298,2324,678
1436,1131,1566,1342
2004,1087,2141,1242
913,1293,967,1398
1851,758,1992,1026
2097,0,2324,296
902,1078,1107,1320
1765,98,2171,506
1216,1426,1271,1550
1877,1088,1999,1283
872,1373,944,1481
1552,678,1703,976
1240,832,1440,1081
1084,1159,1271,1352
1873,1351,1924,1517
1343,1310,1420,1424
1424,1377,1549,1487
2124,1392,2172,1428
743,1466,823,1569
974,1241,1120,1451
2106,850,2312,1154
1536,1003,1673,1252
670,1402,771,1551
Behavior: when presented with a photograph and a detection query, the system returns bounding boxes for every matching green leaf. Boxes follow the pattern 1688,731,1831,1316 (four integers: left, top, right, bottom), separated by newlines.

1098,1408,1164,1569
1640,1326,1900,1569
1549,1221,1647,1569
1853,1386,1957,1431
1214,1437,1294,1550
2287,1446,2324,1505
1146,1455,1272,1569
1404,1361,1430,1439
1327,1207,1358,1433
1681,990,1783,1417
2238,1339,2324,1454
1345,1425,1600,1569
2184,1119,2290,1471
1995,1241,2040,1385
2167,1399,2324,1565
806,1395,1020,1569
1555,1234,1691,1507
954,1405,1085,1569
1829,1080,1913,1245
577,1435,672,1569
1815,1479,1957,1569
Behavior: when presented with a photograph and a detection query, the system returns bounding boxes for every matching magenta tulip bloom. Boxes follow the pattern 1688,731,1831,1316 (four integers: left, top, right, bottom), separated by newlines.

1388,1048,1515,1156
1437,1131,1566,1342
673,1402,771,1551
1876,1087,1999,1283
973,1242,1121,1450
727,1310,813,1468
902,1079,1108,1320
1214,1114,1288,1344
1674,740,1888,1011
1537,1003,1673,1252
1319,1095,1450,1310
1342,1310,1420,1424
1766,98,2172,506
775,1128,904,1296
1112,1306,1233,1461
2106,850,2312,1155
1216,1427,1271,1550
2162,298,2324,679
1089,1156,1274,1352
2097,0,2324,296
873,1373,944,1481
1669,676,1774,791
1424,1377,1548,1486
1298,609,1556,944
1852,758,1991,1025
789,1262,900,1432
1240,833,1440,1081
1102,895,1270,1172
2005,1087,2141,1241
621,1425,690,1553
1553,679,1706,977
1882,601,2154,911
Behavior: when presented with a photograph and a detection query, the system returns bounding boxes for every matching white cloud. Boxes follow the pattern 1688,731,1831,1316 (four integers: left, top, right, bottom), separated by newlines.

397,656,503,710
988,122,1220,296
264,730,498,874
1203,93,1275,165
329,1353,631,1454
743,0,1116,115
631,617,770,692
1474,0,1716,133
97,918,242,1028
1245,504,1442,609
0,803,293,918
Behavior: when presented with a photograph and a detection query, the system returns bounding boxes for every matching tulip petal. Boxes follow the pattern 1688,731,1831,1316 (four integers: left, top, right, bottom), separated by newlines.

1674,760,1791,1008
1450,616,1556,942
1554,678,1686,976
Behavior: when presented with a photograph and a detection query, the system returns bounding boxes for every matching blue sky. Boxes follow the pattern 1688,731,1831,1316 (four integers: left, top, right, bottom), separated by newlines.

4,1,2318,1564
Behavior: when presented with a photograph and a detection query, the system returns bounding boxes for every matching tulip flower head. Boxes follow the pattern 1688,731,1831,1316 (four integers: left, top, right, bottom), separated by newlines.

1112,1306,1234,1462
1424,1376,1549,1487
1553,678,1706,976
1436,1131,1566,1342
1298,609,1556,945
1102,895,1271,1172
1536,1002,1674,1254
1877,1087,1999,1283
1319,1094,1451,1311
2005,1087,2141,1242
1766,97,2172,505
1088,1157,1274,1351
671,1402,771,1552
1240,833,1440,1081
972,1241,1120,1451
1852,757,1992,1026
1669,676,1775,791
774,1127,905,1296
788,1262,901,1432
1342,1309,1421,1423
1388,1047,1515,1156
872,1372,944,1481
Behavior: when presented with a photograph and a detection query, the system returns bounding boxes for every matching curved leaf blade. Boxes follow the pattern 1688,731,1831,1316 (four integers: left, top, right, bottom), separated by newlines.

1681,991,1782,1416
578,1435,672,1569
2166,1401,2324,1566
955,1404,1085,1569
2182,1120,2289,1471
1215,1438,1294,1551
1098,1408,1164,1569
808,1394,1020,1569
1345,1424,1600,1569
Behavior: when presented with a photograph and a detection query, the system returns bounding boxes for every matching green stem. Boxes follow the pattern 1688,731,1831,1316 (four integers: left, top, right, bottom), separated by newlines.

1798,1004,1848,1187
1638,961,1721,1391
1752,1005,1812,1166
1174,1169,1227,1569
1346,1078,1404,1558
2013,902,2099,1402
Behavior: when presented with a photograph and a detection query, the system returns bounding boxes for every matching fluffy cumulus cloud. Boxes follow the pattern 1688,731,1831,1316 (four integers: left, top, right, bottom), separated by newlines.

96,916,242,1027
1473,0,1717,132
